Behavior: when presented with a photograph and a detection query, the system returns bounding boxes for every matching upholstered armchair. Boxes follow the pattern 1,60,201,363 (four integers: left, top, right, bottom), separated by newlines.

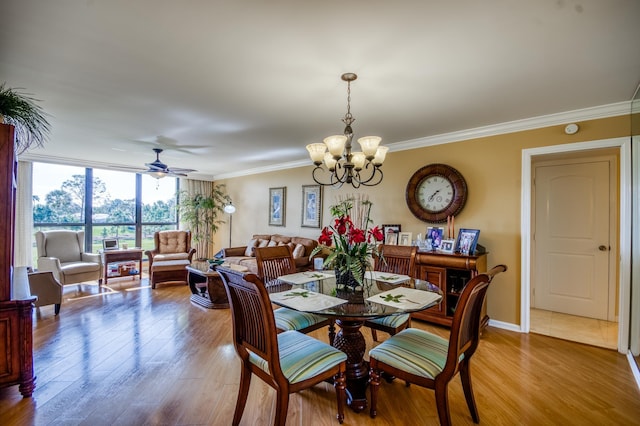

27,269,63,315
35,230,103,285
145,230,196,272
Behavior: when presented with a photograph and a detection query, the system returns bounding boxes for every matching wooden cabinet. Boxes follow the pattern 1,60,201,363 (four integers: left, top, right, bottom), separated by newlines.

0,123,36,397
411,251,488,328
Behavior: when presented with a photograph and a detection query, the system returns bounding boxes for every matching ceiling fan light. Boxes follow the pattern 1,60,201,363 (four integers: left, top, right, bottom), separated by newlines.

323,135,347,158
306,143,327,165
148,171,167,179
357,136,381,158
372,146,388,166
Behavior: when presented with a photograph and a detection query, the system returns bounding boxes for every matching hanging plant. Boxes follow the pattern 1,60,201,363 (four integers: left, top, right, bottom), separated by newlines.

0,83,51,155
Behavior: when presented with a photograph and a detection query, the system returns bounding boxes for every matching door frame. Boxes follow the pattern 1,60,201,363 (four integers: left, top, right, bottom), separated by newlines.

520,137,631,353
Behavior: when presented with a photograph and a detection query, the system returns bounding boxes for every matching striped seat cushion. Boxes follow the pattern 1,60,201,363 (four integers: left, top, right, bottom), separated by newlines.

249,331,347,384
369,328,458,379
274,307,327,331
367,313,410,328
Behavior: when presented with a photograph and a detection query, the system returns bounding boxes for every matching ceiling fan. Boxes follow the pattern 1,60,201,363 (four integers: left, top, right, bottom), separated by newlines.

143,148,196,178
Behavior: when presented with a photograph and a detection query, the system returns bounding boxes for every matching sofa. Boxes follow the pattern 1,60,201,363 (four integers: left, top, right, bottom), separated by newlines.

221,234,320,274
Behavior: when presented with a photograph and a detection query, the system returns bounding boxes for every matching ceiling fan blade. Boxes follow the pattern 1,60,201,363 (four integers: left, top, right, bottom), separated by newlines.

167,167,196,173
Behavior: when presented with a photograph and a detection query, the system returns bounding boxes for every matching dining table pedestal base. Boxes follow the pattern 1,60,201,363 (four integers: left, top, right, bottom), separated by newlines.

333,319,369,413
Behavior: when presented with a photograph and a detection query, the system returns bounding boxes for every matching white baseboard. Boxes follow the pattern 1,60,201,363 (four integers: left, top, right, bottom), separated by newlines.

627,352,640,391
488,319,522,332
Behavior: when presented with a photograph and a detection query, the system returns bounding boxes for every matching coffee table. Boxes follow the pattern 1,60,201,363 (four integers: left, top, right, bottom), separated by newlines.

187,262,249,309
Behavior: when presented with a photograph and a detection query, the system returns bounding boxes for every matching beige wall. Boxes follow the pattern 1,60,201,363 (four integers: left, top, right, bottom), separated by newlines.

214,115,630,326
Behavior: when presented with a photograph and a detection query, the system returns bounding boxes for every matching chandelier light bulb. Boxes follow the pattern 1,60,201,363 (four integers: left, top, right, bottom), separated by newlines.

323,135,347,158
306,143,327,165
357,136,381,159
372,146,389,166
351,152,366,171
323,152,338,171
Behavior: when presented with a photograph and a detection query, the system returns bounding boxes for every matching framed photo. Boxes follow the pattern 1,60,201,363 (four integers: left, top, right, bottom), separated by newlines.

455,228,480,254
301,185,322,228
385,232,398,245
398,232,412,246
382,224,401,237
426,226,445,250
439,238,455,253
268,187,286,226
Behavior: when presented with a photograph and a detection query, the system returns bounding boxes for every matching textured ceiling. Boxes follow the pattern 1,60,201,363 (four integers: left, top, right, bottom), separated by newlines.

2,0,639,180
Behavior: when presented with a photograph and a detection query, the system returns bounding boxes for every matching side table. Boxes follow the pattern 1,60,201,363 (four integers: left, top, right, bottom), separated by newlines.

101,248,144,285
187,262,249,309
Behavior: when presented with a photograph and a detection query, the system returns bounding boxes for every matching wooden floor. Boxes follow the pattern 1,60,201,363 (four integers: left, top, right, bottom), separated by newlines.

1,277,639,425
530,308,618,349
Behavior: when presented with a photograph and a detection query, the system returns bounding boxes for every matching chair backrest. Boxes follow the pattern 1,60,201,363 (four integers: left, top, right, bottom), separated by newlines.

35,230,84,263
154,230,192,254
217,267,284,378
374,244,417,276
255,245,297,283
444,264,507,375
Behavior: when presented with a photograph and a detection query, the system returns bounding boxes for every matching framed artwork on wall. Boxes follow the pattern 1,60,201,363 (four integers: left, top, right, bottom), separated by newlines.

301,185,322,228
269,187,286,226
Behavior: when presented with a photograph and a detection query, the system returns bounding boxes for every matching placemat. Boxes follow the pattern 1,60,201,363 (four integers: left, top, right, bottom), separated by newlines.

277,271,334,285
270,290,347,311
367,287,441,310
365,271,411,284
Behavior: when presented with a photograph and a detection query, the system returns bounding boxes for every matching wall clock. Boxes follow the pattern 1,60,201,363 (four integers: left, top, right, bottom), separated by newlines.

405,163,468,223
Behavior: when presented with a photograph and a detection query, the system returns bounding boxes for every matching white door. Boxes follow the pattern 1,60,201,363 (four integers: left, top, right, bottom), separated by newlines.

533,155,616,320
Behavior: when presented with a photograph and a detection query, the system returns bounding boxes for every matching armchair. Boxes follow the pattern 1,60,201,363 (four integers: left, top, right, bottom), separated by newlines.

145,230,196,288
35,230,103,286
27,269,63,315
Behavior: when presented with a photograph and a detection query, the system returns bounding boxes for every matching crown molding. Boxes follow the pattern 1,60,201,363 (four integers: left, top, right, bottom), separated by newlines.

214,101,631,180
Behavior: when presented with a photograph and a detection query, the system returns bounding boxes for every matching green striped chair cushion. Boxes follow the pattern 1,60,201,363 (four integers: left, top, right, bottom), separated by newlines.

369,328,456,379
274,307,327,331
367,313,410,328
249,330,347,384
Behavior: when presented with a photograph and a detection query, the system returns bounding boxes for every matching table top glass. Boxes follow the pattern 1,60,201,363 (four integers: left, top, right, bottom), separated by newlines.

268,271,442,320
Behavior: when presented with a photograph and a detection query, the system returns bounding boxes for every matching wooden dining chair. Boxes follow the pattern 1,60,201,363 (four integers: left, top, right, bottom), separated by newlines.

364,244,418,341
368,264,507,426
255,245,335,345
217,266,348,426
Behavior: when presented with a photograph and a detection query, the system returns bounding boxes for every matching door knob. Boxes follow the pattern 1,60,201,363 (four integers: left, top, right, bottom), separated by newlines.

598,245,608,251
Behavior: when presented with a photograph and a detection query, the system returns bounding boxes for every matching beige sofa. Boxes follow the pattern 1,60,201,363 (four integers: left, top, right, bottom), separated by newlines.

221,234,319,274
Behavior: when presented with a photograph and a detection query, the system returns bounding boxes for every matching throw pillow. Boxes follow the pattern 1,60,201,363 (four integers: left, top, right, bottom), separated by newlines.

292,243,305,259
244,239,258,257
268,240,278,247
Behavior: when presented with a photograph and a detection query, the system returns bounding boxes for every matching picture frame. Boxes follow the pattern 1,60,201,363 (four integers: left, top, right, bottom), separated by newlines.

385,232,398,245
439,238,455,253
455,228,480,254
426,226,445,250
301,185,322,228
398,232,412,246
382,224,401,237
268,187,286,226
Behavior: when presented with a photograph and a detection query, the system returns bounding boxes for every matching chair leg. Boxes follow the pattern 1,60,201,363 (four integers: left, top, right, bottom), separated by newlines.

232,364,252,426
334,368,346,424
368,362,380,418
371,329,379,342
274,389,290,426
460,360,480,423
54,303,61,315
434,379,452,426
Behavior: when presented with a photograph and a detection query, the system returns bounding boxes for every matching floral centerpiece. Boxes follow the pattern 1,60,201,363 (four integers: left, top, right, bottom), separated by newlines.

310,195,384,289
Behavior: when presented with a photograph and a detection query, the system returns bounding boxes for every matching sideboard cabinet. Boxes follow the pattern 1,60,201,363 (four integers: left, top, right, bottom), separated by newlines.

412,251,488,328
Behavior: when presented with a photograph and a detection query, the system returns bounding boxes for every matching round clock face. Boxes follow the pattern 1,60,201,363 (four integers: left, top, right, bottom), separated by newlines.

406,164,467,223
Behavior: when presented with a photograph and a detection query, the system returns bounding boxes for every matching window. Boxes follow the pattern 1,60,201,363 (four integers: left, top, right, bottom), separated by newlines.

32,163,179,262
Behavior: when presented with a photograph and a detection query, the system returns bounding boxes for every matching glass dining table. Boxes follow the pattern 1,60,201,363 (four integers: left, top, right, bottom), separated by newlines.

269,270,443,413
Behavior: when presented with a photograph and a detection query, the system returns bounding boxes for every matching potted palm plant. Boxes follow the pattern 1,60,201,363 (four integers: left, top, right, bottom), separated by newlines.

0,83,51,154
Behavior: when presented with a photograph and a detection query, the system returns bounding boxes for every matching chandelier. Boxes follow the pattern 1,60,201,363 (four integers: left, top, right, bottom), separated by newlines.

306,73,388,188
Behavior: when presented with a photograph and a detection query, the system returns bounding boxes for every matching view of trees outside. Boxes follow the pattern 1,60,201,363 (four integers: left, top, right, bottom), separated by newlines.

32,163,178,263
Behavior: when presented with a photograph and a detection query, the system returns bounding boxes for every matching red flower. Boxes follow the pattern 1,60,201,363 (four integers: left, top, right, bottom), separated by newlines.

368,226,384,243
349,227,366,244
319,227,333,246
334,216,352,235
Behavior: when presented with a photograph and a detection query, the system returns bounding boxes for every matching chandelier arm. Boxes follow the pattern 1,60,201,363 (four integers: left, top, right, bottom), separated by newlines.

358,167,384,187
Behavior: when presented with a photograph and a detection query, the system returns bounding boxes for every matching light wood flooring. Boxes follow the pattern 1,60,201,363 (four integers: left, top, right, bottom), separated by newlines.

530,308,618,350
1,277,639,425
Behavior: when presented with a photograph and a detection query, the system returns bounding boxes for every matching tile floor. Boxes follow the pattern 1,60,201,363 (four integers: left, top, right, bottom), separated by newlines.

530,308,618,349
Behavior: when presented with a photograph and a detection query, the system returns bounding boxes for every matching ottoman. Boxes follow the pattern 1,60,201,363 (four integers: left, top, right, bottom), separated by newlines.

150,259,190,289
